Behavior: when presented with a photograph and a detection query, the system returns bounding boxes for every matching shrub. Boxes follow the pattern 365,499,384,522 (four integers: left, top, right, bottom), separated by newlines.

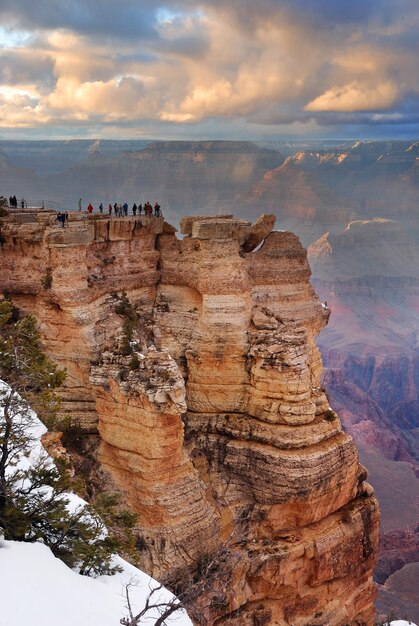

41,268,53,290
324,408,337,421
113,292,138,356
129,354,140,370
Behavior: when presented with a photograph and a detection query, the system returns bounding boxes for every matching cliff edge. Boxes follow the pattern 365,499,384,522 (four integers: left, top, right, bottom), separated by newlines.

1,210,379,625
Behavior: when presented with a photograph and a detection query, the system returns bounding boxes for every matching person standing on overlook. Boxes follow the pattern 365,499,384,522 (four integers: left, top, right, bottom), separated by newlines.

87,203,93,213
78,198,82,211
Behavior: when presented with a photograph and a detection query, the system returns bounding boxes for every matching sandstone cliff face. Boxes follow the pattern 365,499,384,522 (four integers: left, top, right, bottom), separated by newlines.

1,210,163,430
0,210,379,625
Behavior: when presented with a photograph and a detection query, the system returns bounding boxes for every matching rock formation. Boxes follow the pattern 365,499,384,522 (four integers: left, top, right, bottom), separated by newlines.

1,209,379,624
1,209,163,430
308,218,419,618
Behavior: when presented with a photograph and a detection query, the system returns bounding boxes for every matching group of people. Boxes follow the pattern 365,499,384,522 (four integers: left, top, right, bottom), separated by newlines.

8,196,26,209
78,198,162,217
56,212,69,227
80,198,162,217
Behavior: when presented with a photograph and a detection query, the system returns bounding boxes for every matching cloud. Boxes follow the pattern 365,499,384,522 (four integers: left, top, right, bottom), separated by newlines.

305,82,399,112
0,49,54,89
0,0,418,137
0,0,160,40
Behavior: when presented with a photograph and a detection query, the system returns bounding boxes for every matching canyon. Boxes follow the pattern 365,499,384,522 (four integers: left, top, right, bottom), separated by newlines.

308,219,419,621
0,140,284,222
1,138,418,620
0,208,379,625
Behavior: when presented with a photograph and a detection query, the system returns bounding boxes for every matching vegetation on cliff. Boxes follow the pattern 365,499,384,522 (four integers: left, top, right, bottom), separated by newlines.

0,298,136,576
0,196,8,246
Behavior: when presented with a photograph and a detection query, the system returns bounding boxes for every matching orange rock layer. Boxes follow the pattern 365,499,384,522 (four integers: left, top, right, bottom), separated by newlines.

0,211,379,625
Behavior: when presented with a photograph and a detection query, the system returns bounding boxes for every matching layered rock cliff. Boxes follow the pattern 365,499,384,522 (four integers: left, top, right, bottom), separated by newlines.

1,209,379,625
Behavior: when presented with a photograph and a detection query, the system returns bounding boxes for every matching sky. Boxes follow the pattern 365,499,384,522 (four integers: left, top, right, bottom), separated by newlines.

0,0,419,140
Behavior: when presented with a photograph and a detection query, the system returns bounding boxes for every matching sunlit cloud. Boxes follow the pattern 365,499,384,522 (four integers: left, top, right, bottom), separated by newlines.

0,85,39,101
305,82,399,112
0,0,418,137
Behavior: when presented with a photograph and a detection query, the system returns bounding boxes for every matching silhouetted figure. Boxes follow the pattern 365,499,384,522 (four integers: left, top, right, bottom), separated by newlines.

57,212,65,227
154,202,161,217
138,204,143,215
78,198,82,211
132,203,137,216
99,203,103,213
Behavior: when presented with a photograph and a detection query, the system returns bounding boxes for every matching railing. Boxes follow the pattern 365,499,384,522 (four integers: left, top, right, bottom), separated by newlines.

6,199,72,211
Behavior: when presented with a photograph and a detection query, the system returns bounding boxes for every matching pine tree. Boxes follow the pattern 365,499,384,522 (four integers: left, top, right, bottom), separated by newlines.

0,298,126,576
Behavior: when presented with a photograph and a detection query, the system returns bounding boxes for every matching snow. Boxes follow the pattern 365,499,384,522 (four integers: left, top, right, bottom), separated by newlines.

0,380,87,514
390,622,418,626
0,380,192,626
0,539,192,626
251,238,265,253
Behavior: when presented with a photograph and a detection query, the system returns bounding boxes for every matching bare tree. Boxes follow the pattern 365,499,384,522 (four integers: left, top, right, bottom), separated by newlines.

120,541,243,626
120,580,184,626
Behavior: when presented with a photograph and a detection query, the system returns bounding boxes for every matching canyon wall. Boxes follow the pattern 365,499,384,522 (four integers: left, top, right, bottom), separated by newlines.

308,219,419,618
1,209,379,625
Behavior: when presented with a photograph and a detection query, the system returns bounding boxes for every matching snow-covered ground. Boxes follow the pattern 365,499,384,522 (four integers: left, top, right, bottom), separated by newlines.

0,380,191,626
390,622,418,626
0,539,191,626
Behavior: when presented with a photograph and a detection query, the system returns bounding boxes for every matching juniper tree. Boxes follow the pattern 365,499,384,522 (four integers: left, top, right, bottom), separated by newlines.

0,298,135,576
0,196,8,245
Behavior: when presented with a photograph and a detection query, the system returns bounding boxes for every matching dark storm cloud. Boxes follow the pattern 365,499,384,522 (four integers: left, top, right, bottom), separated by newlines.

0,0,417,43
0,0,159,39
